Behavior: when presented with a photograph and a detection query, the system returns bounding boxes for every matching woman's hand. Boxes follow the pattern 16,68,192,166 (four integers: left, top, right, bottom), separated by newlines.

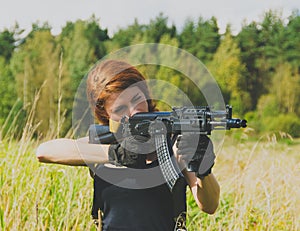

176,134,215,179
108,134,156,168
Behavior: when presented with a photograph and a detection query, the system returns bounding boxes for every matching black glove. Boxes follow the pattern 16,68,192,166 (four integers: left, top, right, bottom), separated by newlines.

176,134,215,179
108,135,155,169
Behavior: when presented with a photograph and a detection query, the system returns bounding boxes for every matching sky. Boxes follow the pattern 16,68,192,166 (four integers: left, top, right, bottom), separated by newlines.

0,0,299,37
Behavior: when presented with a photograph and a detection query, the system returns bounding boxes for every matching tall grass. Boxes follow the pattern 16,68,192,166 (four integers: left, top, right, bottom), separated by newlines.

187,134,300,230
0,139,95,230
1,98,300,230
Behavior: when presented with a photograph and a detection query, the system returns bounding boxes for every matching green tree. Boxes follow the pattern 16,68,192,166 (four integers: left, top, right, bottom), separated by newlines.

59,19,107,92
208,28,250,115
258,10,286,69
284,10,300,69
58,19,106,135
255,62,300,137
144,13,176,43
0,30,16,62
0,24,24,62
271,63,300,114
112,18,146,47
196,16,220,63
11,28,60,135
237,21,263,109
0,57,17,125
237,10,290,111
85,15,109,59
179,19,196,53
150,35,206,108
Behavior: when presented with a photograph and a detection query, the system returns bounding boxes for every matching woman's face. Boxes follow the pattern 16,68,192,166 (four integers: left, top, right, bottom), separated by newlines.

104,86,149,122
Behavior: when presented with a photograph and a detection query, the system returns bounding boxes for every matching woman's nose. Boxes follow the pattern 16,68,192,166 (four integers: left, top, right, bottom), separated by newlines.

129,108,139,117
129,105,142,117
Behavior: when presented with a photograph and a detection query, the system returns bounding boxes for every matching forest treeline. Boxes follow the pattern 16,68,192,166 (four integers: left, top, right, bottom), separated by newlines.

0,10,300,138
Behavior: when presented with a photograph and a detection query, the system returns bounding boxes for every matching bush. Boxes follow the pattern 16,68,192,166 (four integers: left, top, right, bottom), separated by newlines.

263,113,300,138
256,94,280,117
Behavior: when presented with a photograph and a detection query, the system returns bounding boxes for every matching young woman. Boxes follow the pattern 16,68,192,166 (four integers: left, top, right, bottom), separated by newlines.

36,60,220,231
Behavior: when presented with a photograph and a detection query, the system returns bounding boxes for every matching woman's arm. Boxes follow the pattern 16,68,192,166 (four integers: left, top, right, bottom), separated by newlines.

174,145,220,214
36,136,109,166
184,171,220,214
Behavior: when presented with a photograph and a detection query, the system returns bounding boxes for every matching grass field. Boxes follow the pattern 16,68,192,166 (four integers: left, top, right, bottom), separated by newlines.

1,131,300,230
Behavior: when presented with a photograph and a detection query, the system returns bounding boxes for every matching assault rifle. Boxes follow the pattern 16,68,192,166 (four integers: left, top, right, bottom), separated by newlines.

89,105,247,190
89,105,247,145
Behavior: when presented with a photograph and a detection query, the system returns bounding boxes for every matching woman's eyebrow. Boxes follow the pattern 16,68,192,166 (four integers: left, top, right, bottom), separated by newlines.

131,93,141,102
113,105,125,113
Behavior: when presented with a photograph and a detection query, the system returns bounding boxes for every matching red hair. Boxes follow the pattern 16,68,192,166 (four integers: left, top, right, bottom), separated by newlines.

86,60,156,125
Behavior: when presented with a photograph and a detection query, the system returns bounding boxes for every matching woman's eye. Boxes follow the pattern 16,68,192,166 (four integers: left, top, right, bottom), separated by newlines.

132,94,142,103
113,106,126,114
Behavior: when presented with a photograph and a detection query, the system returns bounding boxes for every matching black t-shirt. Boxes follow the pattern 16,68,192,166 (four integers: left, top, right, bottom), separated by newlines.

91,162,187,231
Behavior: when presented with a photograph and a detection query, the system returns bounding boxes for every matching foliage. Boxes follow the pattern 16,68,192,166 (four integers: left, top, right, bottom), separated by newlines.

0,57,17,125
180,16,220,64
85,15,109,59
259,114,300,138
270,63,300,114
237,21,264,109
0,10,300,138
10,29,60,135
144,12,177,43
284,10,300,69
110,18,145,48
253,61,300,137
208,29,251,115
0,24,24,62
